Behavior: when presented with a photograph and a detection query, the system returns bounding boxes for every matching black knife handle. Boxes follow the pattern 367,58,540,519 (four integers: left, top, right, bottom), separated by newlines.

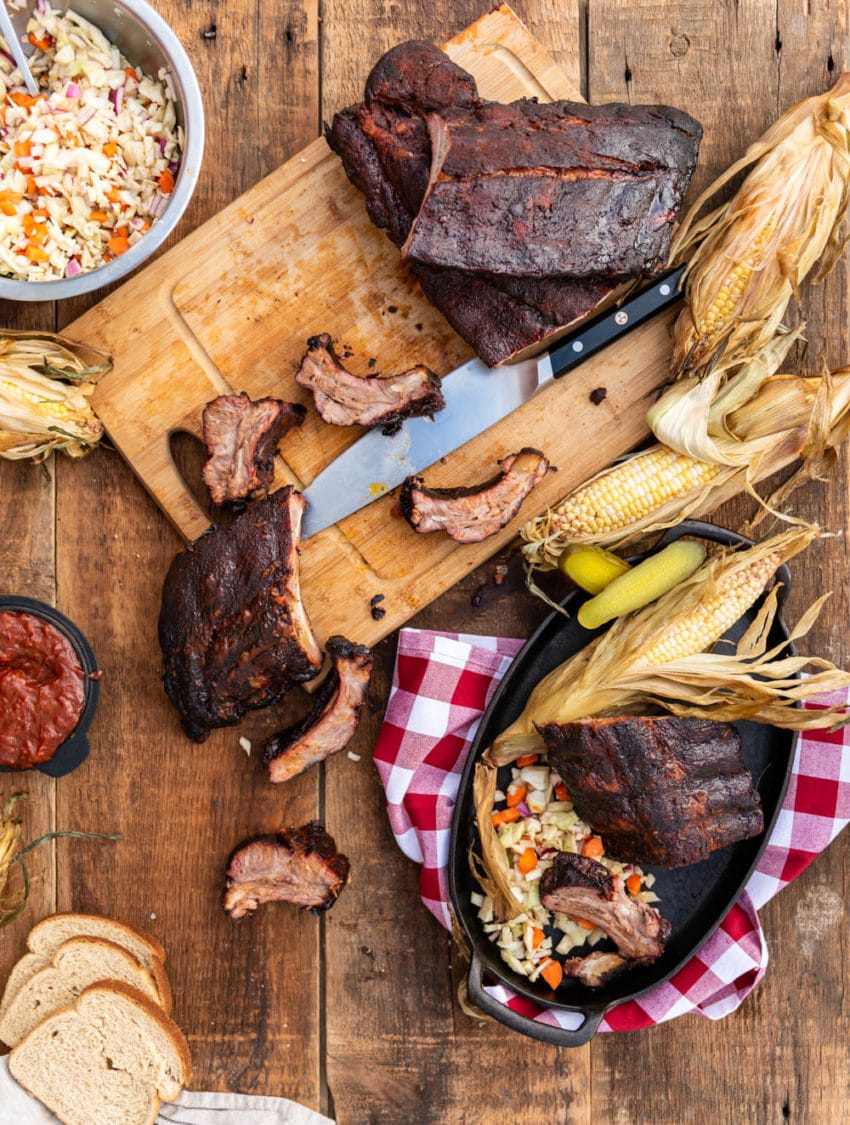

547,263,687,380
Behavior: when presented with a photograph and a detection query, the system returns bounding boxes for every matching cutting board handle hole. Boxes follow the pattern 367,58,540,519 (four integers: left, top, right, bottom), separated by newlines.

168,430,221,525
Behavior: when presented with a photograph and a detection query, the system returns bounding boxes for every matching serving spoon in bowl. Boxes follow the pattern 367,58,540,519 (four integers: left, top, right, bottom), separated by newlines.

0,1,39,96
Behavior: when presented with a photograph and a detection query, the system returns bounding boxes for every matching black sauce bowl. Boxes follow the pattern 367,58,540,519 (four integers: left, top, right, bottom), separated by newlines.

0,595,100,777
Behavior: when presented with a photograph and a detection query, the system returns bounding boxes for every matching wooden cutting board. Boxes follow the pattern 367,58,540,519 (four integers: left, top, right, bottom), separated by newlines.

65,3,678,649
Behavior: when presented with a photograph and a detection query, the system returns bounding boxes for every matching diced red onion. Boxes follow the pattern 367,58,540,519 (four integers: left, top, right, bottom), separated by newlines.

147,194,167,218
158,137,167,155
109,87,124,113
78,106,97,125
167,160,179,174
65,83,81,98
65,258,81,277
516,800,531,818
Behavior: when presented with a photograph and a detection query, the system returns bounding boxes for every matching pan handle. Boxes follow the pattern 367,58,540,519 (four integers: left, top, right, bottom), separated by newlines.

465,952,604,1047
653,519,792,608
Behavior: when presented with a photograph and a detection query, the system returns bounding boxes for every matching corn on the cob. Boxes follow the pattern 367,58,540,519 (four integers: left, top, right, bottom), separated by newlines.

0,333,110,461
669,73,850,381
491,526,850,765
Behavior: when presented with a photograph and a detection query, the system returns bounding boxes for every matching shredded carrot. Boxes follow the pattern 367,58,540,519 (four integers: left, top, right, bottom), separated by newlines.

9,92,43,108
517,847,537,875
491,807,521,828
90,210,109,223
102,142,118,157
581,835,604,859
516,754,539,768
106,235,130,256
102,252,112,263
141,220,151,231
0,202,16,216
531,926,545,950
506,783,527,809
32,208,49,218
553,781,568,802
28,32,51,50
574,916,596,931
540,960,563,990
626,873,642,896
0,191,23,204
124,66,137,80
115,225,128,239
105,187,120,203
25,244,49,262
158,168,174,194
13,140,31,158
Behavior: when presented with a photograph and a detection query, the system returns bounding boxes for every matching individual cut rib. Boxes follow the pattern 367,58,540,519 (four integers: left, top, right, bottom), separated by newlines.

537,715,764,867
562,950,629,988
224,821,351,919
201,392,306,506
402,100,701,278
399,448,549,543
295,333,445,434
540,853,669,962
158,487,322,741
264,636,373,783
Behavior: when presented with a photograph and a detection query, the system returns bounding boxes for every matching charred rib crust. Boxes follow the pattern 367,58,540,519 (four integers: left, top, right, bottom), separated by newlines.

158,488,322,741
562,951,630,988
537,716,764,867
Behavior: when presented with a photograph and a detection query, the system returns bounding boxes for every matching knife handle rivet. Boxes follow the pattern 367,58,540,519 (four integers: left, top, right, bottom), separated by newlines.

659,283,671,296
572,340,584,353
614,311,629,326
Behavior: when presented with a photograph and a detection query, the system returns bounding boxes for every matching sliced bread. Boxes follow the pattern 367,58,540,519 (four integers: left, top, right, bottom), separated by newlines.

1,912,170,1019
0,936,168,1048
9,980,192,1125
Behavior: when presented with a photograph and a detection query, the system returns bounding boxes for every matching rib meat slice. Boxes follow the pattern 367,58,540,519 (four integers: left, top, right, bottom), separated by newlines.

537,716,764,867
264,636,373,783
201,392,306,507
399,448,549,543
562,951,629,988
402,100,701,278
540,853,669,962
295,333,445,434
158,487,322,741
223,822,350,919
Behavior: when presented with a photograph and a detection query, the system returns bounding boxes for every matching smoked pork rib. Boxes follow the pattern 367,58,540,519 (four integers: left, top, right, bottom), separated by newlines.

264,635,373,783
537,716,764,868
326,40,701,365
201,392,306,506
224,821,350,918
326,42,621,366
403,100,702,278
540,853,669,962
158,487,322,741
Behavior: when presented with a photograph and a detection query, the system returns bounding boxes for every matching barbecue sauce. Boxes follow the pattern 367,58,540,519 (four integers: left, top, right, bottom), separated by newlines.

0,610,85,768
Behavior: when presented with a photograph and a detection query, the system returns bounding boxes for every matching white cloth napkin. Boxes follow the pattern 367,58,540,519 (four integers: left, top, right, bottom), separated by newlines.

0,1057,335,1124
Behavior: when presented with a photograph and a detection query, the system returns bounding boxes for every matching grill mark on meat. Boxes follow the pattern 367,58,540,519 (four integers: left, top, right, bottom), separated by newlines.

295,333,445,434
263,636,373,783
326,40,700,363
540,853,670,962
224,821,350,919
201,393,306,507
399,448,549,543
537,716,764,867
158,488,322,742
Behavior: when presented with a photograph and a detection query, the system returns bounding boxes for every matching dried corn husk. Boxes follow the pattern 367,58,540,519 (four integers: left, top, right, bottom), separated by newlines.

0,792,121,928
0,332,111,462
472,763,522,920
521,349,850,566
668,72,850,381
491,526,850,766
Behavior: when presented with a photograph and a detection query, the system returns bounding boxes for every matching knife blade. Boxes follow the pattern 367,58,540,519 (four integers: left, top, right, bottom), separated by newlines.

300,264,686,538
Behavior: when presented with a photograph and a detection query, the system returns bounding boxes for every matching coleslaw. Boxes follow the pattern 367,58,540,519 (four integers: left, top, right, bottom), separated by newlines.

0,1,183,280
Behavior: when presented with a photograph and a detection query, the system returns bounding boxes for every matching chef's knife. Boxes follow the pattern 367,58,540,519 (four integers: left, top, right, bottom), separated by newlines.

300,264,686,538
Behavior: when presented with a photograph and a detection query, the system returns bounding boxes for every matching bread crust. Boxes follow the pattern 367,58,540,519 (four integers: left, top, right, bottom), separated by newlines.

28,911,167,963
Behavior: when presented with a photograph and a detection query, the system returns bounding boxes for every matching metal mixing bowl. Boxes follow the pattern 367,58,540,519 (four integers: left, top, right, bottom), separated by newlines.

0,0,204,300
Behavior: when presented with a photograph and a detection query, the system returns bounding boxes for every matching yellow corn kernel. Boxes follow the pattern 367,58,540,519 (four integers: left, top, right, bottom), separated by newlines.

639,552,780,666
0,377,75,416
550,447,723,537
694,222,774,346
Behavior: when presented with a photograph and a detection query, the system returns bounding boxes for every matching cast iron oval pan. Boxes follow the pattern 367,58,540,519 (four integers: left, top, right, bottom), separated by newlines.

449,521,798,1046
0,595,100,778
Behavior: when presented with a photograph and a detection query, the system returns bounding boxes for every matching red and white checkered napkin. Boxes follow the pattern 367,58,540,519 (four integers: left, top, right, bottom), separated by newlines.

373,628,850,1033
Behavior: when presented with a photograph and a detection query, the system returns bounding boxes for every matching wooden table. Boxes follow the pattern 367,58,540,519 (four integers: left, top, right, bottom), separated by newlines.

2,1,849,1121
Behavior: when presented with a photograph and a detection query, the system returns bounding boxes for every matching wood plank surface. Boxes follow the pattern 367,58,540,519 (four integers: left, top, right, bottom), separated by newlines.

1,1,849,1124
